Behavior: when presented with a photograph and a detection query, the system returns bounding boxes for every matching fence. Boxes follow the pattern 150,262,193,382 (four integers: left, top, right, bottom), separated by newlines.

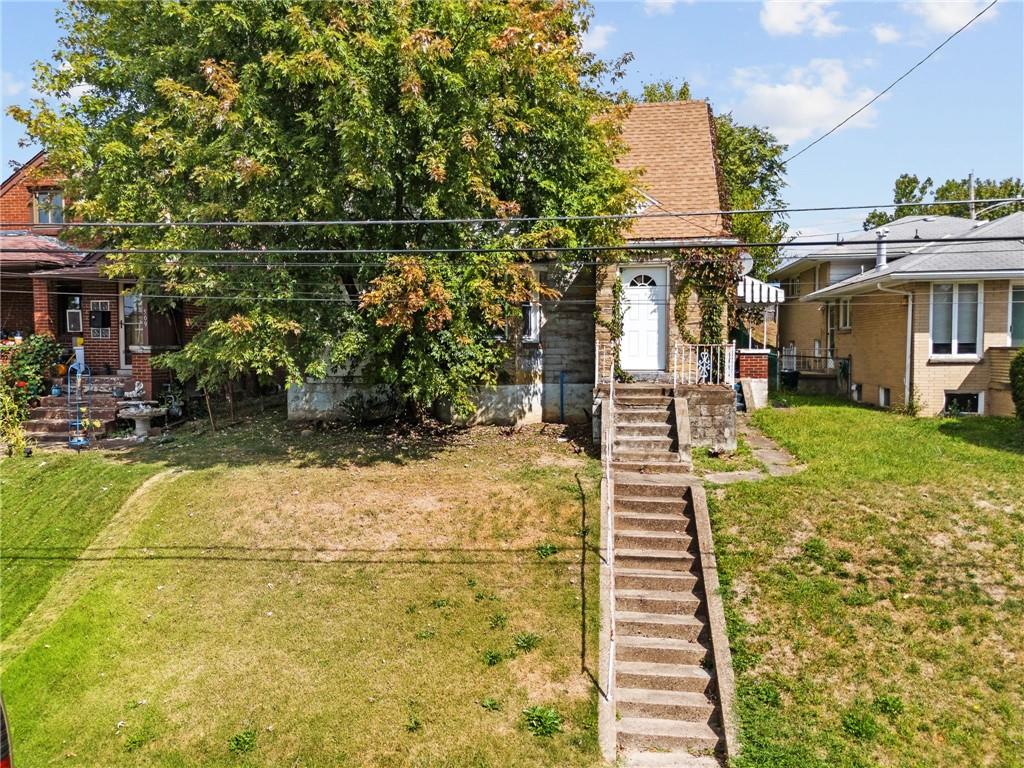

673,343,736,387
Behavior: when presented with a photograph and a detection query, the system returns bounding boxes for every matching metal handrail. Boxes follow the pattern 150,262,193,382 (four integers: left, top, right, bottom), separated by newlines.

672,342,737,387
603,343,616,701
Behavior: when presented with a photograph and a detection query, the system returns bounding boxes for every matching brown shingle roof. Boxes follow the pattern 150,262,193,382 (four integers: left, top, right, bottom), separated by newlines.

0,231,84,271
619,101,729,242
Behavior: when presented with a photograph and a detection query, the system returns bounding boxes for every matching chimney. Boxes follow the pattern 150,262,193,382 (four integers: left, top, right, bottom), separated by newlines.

875,228,889,269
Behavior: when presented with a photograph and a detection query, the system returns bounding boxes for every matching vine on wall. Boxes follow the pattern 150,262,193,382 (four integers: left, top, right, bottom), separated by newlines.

595,272,631,381
672,247,741,344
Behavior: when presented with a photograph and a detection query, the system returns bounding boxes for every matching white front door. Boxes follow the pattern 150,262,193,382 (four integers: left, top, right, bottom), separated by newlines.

620,266,667,371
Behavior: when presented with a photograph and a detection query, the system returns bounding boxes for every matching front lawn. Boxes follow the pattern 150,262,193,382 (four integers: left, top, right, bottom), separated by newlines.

710,397,1024,767
1,413,603,767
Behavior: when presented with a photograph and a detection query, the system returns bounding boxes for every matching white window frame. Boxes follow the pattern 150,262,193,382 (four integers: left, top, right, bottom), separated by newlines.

929,281,983,361
838,298,852,329
878,386,890,408
521,286,541,343
1009,281,1024,347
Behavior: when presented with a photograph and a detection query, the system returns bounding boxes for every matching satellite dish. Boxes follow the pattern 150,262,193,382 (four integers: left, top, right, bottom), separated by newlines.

739,250,754,276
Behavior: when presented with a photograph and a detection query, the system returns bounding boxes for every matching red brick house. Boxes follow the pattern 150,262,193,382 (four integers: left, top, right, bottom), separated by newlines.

1,154,188,399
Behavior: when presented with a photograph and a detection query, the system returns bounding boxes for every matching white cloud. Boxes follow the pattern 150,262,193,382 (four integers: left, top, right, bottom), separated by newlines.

644,0,678,15
581,24,615,53
760,0,845,37
904,1,997,34
2,71,27,98
732,59,877,143
872,24,902,44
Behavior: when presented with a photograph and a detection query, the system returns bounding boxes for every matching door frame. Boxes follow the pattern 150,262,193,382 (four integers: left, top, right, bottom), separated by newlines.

118,281,144,370
619,263,669,372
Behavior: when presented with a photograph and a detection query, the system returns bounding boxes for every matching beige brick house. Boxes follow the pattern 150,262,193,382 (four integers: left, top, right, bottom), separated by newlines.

800,212,1024,416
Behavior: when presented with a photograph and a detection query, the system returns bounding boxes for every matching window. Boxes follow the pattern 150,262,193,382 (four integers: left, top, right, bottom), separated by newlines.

944,392,982,415
1011,284,1024,347
838,298,852,329
59,291,82,333
520,289,541,343
931,282,981,356
851,383,862,402
878,386,890,408
781,277,799,299
33,190,64,225
628,274,657,287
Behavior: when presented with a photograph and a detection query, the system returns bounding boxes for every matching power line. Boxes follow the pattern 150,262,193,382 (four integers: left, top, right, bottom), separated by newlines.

2,196,1019,230
2,233,1022,260
781,0,1000,164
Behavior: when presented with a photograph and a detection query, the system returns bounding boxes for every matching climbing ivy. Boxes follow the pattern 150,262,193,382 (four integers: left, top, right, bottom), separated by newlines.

673,248,741,344
672,277,697,345
595,273,631,381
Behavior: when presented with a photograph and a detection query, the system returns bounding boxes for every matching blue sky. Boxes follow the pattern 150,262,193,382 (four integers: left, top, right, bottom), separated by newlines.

3,0,1022,237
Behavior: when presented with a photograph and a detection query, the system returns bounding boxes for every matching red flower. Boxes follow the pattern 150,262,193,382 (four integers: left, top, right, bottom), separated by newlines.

15,380,27,388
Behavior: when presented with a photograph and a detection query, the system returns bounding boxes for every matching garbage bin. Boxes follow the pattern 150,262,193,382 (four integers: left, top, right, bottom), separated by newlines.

780,369,800,391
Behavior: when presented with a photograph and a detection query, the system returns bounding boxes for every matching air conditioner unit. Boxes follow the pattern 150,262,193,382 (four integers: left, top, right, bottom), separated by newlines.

66,309,83,333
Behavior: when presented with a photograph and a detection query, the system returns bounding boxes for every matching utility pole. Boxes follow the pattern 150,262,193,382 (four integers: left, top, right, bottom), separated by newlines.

968,171,976,220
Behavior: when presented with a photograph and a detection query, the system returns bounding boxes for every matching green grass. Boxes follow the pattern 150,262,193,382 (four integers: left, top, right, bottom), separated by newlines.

1,411,603,767
692,435,764,474
0,453,161,639
710,397,1024,768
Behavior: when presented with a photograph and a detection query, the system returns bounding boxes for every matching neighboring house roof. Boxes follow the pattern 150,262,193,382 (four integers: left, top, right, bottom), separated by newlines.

619,101,730,243
0,230,84,271
804,212,1024,300
770,214,977,280
0,150,50,197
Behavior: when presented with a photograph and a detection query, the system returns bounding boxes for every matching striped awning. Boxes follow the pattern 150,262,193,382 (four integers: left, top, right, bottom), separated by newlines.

737,275,785,305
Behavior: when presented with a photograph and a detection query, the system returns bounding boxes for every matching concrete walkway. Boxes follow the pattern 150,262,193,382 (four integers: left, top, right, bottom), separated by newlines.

701,415,803,485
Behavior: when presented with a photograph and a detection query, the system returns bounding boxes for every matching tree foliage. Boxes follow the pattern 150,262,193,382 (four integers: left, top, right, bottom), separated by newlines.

11,0,638,417
864,174,1024,230
640,79,789,281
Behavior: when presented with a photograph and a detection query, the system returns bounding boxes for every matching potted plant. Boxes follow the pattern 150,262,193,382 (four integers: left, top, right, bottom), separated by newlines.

51,383,62,397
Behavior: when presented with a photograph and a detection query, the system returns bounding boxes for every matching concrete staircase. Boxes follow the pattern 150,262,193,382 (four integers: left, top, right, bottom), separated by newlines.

22,375,130,446
609,385,724,764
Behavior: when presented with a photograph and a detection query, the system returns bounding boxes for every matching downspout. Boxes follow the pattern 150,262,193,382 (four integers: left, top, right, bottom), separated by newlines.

877,283,913,407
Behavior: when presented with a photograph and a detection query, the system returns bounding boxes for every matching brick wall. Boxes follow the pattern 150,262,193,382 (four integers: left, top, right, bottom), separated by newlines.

737,350,768,379
843,280,1013,415
1,155,65,232
1,276,35,335
777,264,826,352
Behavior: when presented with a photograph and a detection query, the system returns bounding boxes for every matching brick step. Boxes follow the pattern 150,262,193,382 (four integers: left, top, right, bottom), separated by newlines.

38,394,120,408
614,482,689,500
615,568,698,592
614,512,689,533
615,423,674,438
615,661,712,694
615,635,708,665
616,688,717,723
616,588,701,614
29,406,118,420
615,529,695,552
614,407,673,425
616,716,720,753
616,549,696,572
615,611,704,641
24,417,117,434
615,436,675,452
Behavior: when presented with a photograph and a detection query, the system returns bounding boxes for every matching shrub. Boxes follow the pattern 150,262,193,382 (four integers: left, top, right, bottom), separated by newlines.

0,386,27,456
1011,348,1024,420
522,705,563,737
1,333,62,406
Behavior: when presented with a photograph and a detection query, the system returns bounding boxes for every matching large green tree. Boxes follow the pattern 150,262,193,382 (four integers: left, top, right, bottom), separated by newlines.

640,79,789,281
11,0,636,416
864,174,1024,229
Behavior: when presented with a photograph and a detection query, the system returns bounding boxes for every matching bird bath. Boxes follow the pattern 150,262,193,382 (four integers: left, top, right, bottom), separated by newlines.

117,402,167,439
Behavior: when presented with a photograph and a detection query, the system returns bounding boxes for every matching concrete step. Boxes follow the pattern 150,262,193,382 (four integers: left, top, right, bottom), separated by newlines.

616,549,696,572
613,460,689,475
616,568,698,592
615,529,694,552
615,482,690,499
615,436,675,452
615,385,675,397
620,752,723,768
615,661,712,694
616,423,674,438
614,511,689,533
616,635,708,665
617,688,717,723
616,716,720,753
616,396,674,408
615,611,704,641
615,407,673,425
617,588,701,614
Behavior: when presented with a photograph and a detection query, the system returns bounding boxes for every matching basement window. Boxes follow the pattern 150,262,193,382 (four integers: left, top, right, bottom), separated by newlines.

944,392,982,415
878,386,891,408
